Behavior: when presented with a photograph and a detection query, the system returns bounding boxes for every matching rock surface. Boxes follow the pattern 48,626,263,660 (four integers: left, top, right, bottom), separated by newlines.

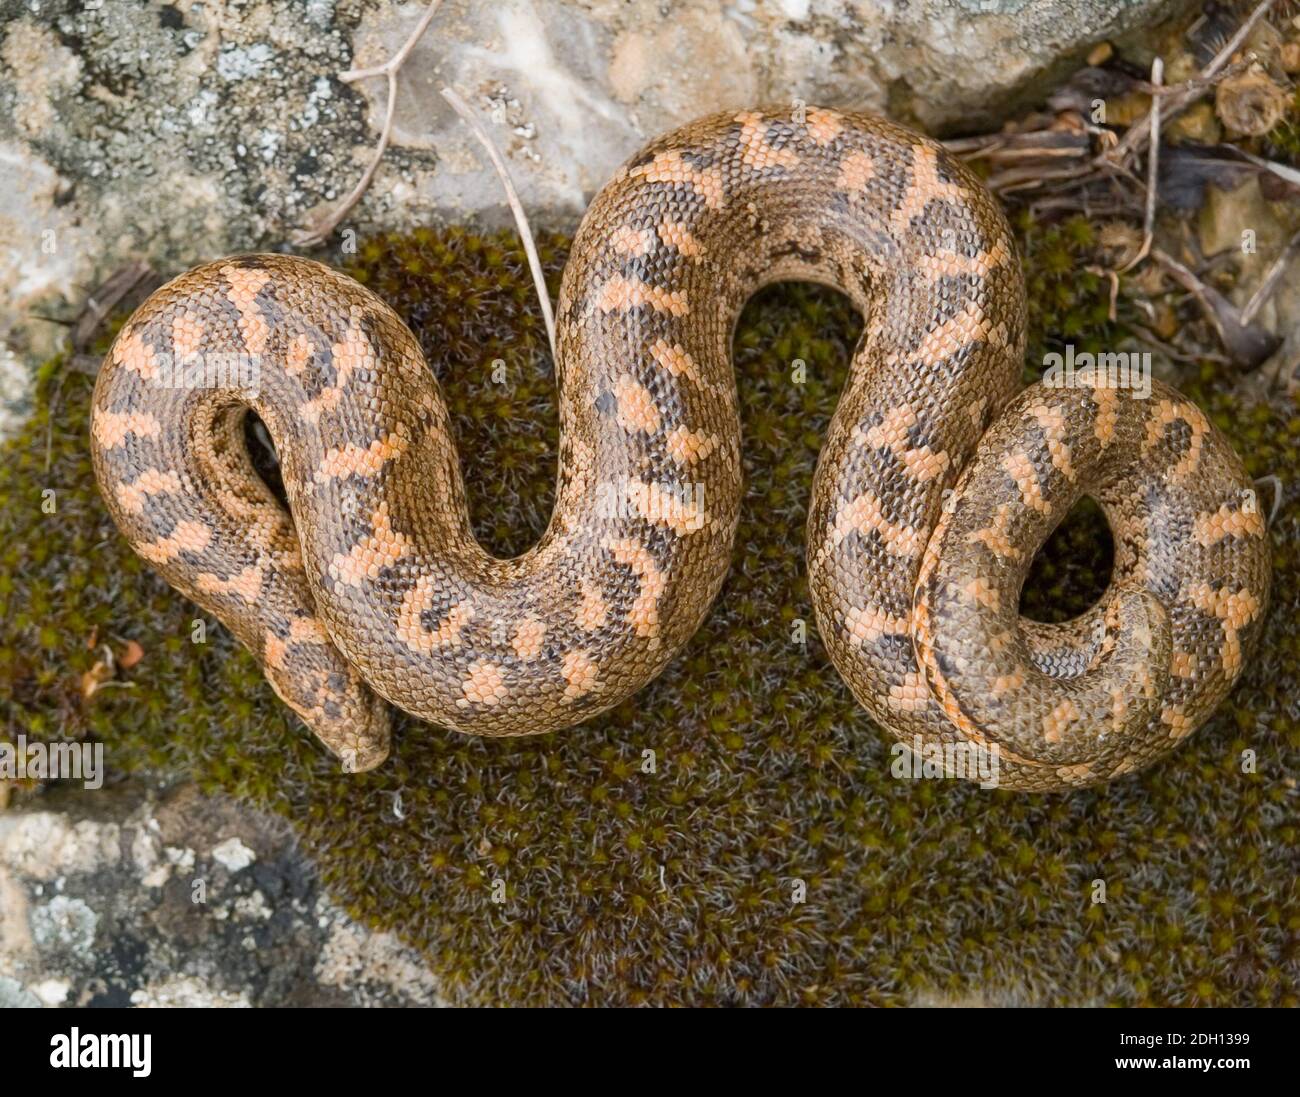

0,783,444,1007
0,0,1194,429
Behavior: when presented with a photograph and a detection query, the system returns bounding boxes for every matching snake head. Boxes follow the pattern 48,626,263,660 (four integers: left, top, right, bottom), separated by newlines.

263,639,392,773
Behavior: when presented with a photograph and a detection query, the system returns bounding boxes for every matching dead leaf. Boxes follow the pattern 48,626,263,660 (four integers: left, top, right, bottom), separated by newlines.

1159,143,1257,211
1154,249,1282,368
71,261,156,357
81,646,115,701
1216,65,1290,136
1046,65,1140,116
1086,42,1114,67
119,639,144,669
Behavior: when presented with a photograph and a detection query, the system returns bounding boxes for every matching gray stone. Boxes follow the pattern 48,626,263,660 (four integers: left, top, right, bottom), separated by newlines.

0,0,1193,433
0,783,443,1007
0,974,42,1008
29,895,99,957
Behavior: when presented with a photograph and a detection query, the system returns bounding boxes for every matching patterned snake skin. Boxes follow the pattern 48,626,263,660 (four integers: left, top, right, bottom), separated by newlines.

91,108,1271,790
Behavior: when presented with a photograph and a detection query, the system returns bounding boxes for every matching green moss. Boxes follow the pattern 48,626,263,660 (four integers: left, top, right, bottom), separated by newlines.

1,223,1296,1007
1017,212,1123,374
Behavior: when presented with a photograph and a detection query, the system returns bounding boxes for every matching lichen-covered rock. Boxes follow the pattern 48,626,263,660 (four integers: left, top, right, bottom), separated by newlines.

0,784,443,1007
0,0,1196,428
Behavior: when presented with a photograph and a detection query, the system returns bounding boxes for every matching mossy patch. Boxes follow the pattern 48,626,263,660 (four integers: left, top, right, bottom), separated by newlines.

2,224,1297,1006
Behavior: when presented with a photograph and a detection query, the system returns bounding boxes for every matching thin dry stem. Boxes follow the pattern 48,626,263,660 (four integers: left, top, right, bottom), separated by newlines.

293,0,446,247
1241,227,1300,326
1203,0,1278,80
1253,474,1285,527
339,0,445,84
1098,0,1278,170
1118,56,1162,274
1099,53,1256,169
440,85,558,363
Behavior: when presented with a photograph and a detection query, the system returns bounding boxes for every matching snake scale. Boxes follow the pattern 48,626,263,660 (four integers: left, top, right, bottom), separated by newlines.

91,108,1271,790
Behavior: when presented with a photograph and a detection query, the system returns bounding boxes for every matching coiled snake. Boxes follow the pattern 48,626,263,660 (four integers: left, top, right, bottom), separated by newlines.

92,108,1271,790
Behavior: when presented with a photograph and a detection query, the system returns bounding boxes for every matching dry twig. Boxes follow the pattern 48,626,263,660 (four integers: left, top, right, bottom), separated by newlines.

439,87,558,362
1241,227,1300,327
1099,53,1257,169
71,261,155,355
1153,248,1279,366
1253,474,1285,527
1098,0,1278,169
293,0,446,247
1117,57,1162,273
1201,0,1279,81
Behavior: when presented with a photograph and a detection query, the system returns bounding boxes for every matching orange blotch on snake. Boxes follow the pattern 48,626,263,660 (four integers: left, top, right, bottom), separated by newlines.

1029,403,1076,481
136,519,212,564
171,314,205,360
396,577,474,654
734,111,801,171
605,538,666,643
913,302,987,364
1042,699,1081,745
613,375,662,434
610,225,654,256
1001,450,1050,514
860,405,917,451
626,479,707,534
264,630,288,671
576,578,609,632
991,671,1025,694
595,275,689,316
805,107,844,146
966,504,1020,560
835,150,876,193
830,491,922,557
886,670,930,713
561,650,600,700
114,328,161,380
1092,386,1119,444
1143,399,1208,479
656,221,703,259
629,150,725,209
892,143,964,232
195,561,266,602
289,616,330,644
844,604,908,647
511,616,546,660
649,339,705,386
116,468,182,514
1188,583,1262,675
458,662,508,707
315,429,410,482
328,503,410,587
665,425,720,466
221,266,272,356
286,333,314,376
1193,502,1266,547
961,576,1001,612
93,409,162,449
1161,704,1193,740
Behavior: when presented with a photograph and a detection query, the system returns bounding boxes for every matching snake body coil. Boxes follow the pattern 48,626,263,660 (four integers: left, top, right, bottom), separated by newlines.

92,109,1270,789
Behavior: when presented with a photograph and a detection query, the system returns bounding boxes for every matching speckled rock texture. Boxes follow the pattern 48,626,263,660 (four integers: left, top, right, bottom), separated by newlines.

0,0,1194,430
0,783,444,1007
